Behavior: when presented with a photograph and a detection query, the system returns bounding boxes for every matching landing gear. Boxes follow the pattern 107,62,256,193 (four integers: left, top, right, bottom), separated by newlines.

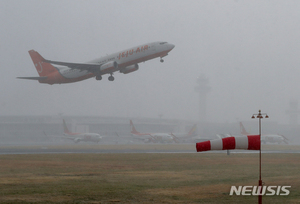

96,75,102,80
160,58,164,63
108,75,114,81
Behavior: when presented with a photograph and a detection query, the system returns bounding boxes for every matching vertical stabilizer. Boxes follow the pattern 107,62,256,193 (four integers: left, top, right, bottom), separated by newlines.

187,124,197,137
240,122,250,135
63,119,71,134
130,120,139,134
28,50,57,77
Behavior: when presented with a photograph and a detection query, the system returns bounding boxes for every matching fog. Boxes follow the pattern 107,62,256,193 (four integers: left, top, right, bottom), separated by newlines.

1,0,300,125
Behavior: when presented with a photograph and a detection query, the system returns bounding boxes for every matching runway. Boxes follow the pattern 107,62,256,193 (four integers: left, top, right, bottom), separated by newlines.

0,144,300,155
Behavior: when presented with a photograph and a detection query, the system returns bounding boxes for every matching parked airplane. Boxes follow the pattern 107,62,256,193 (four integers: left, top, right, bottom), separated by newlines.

130,120,178,143
18,42,175,85
62,119,102,143
172,124,210,143
172,124,197,138
239,122,288,144
180,124,213,143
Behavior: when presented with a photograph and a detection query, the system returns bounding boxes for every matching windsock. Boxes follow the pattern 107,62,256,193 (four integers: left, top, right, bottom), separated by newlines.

196,135,260,152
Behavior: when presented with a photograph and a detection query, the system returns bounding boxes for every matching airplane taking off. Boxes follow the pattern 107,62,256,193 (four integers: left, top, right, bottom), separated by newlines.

62,119,102,143
18,42,175,85
239,122,288,144
130,120,178,143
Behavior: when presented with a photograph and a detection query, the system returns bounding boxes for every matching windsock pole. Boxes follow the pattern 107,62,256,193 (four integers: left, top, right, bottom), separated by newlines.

252,110,269,204
196,110,268,204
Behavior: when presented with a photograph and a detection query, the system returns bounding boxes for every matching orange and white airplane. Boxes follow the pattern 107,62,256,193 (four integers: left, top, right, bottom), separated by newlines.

18,42,175,85
173,124,212,143
130,120,178,143
171,124,197,138
239,122,288,144
63,119,102,143
172,124,198,142
216,122,289,144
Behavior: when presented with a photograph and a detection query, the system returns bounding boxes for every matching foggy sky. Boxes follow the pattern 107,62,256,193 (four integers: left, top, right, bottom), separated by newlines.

1,0,300,124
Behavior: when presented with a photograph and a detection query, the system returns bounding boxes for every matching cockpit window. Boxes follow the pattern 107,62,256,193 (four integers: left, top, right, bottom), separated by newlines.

159,42,167,45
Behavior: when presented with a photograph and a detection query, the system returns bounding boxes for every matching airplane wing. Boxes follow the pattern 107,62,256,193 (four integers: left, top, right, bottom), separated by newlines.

279,134,289,141
44,59,100,72
17,76,47,80
194,138,211,142
216,134,232,139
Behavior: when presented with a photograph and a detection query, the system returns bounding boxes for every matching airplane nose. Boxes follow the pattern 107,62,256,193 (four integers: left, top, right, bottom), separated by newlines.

169,43,175,50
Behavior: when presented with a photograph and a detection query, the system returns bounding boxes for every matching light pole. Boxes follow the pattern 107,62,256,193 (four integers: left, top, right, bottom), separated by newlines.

251,110,269,204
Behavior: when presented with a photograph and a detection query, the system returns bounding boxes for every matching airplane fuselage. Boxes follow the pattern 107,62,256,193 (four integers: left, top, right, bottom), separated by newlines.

150,133,174,143
131,132,174,143
64,132,102,143
129,119,177,143
262,135,286,144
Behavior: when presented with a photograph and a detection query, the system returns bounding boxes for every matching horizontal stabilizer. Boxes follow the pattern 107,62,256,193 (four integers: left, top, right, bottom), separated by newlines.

17,76,47,80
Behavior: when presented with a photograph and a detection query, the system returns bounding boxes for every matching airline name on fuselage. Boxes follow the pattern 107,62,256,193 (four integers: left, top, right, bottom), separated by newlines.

118,45,149,60
96,44,149,65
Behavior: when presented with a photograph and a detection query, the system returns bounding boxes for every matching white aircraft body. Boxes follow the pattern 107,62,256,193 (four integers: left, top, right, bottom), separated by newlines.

215,123,288,145
172,124,213,143
18,42,175,84
239,122,288,144
261,134,288,144
130,120,177,143
63,119,102,143
149,133,176,143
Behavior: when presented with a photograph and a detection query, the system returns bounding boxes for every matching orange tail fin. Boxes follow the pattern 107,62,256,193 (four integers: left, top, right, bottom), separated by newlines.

28,50,57,77
187,124,197,136
240,122,249,135
130,120,139,134
63,119,71,134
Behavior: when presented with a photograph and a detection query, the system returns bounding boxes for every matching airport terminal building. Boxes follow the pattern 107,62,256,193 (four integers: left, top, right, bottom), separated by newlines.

0,115,192,145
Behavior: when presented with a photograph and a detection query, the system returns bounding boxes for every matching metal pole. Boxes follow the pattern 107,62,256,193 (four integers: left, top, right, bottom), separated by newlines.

259,114,262,204
252,110,268,204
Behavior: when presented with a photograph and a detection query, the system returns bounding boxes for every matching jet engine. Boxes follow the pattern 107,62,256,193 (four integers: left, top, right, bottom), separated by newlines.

100,61,118,72
120,64,139,74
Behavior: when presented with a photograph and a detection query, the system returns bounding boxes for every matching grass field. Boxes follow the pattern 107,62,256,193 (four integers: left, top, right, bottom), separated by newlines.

0,148,299,203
